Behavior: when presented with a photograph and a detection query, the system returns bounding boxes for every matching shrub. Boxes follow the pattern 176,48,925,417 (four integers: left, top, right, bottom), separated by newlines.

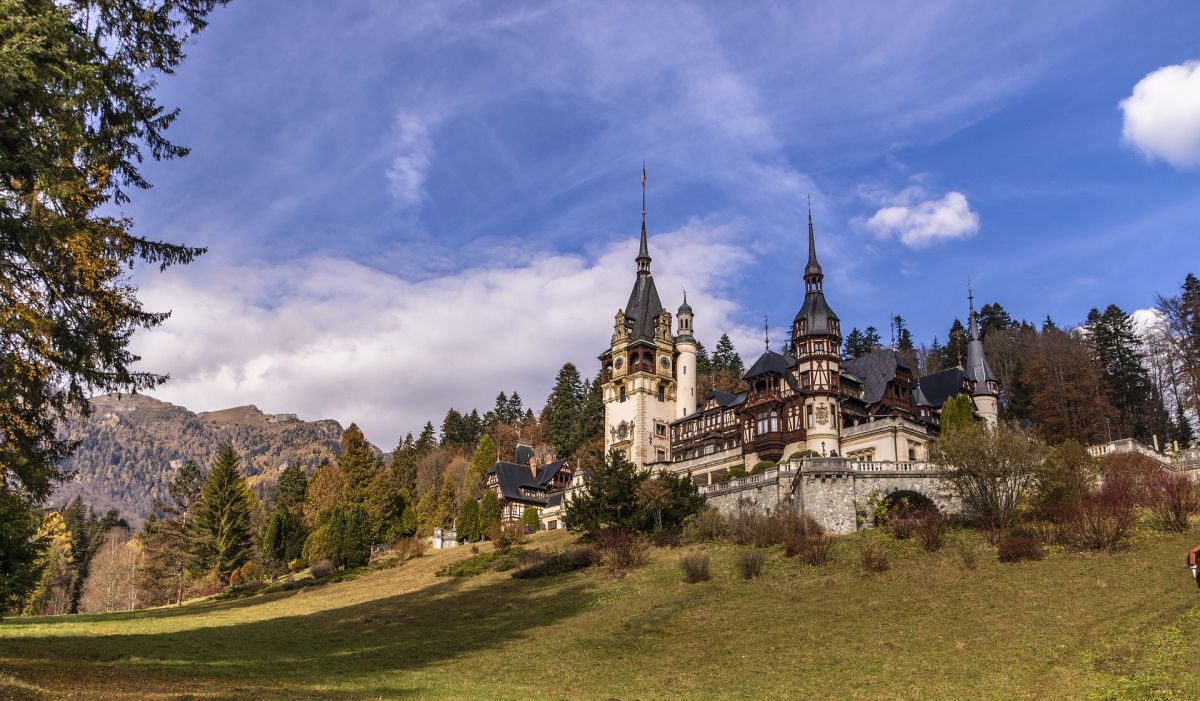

1070,473,1138,551
1145,472,1199,532
491,523,525,553
520,507,541,534
679,553,711,583
564,544,602,569
749,460,776,475
789,533,834,566
391,537,427,562
594,528,646,570
227,561,256,587
720,467,748,483
681,506,727,543
997,533,1043,562
309,559,334,578
889,516,918,540
735,550,764,580
513,545,601,579
436,549,524,577
915,510,947,553
651,529,680,548
861,543,889,573
958,547,978,571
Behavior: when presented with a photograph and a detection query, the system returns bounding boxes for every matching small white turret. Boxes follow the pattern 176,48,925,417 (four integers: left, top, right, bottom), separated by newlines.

675,294,698,418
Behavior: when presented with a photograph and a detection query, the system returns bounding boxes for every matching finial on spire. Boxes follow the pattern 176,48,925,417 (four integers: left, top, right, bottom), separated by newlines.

764,314,770,352
967,278,980,341
636,163,651,275
804,197,823,286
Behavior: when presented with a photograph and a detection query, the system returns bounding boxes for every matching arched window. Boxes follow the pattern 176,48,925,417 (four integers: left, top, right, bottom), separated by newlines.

657,383,666,402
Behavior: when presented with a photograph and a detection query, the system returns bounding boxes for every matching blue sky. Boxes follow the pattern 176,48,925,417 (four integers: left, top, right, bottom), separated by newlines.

123,1,1200,446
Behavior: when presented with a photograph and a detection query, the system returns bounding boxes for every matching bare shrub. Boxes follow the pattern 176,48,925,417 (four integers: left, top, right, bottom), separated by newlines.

1071,474,1139,551
679,553,711,583
735,550,764,580
309,559,334,578
681,506,727,543
861,543,889,573
997,532,1044,562
392,536,427,561
564,545,601,569
933,422,1047,531
890,516,918,540
594,528,646,570
958,547,978,571
915,509,947,552
651,529,680,548
1145,472,1200,532
492,523,525,554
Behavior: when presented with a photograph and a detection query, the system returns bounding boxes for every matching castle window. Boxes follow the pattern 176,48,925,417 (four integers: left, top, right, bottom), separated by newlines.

655,423,666,437
619,385,627,402
798,342,808,355
801,371,811,388
814,340,825,353
657,383,666,402
656,449,666,462
807,405,814,428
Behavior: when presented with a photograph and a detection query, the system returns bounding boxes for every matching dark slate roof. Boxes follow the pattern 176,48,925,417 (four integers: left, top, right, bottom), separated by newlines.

744,350,792,380
513,444,535,467
546,492,564,509
624,273,664,343
534,458,568,485
916,367,967,409
794,290,839,336
707,389,747,408
488,462,548,504
842,349,908,405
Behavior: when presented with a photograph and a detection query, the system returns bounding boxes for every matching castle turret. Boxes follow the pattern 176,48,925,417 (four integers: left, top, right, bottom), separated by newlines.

965,287,1000,426
600,167,677,468
675,293,698,418
791,206,842,456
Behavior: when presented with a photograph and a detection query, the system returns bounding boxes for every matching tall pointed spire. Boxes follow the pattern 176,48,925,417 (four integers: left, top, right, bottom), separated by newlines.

764,314,770,352
804,196,823,289
965,280,997,394
637,163,651,275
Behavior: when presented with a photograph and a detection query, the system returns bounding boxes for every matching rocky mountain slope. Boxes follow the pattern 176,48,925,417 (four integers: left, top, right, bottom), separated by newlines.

52,394,351,525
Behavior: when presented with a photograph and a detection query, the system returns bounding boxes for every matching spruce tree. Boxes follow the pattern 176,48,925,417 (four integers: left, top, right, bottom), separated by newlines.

415,422,437,454
575,377,605,454
544,363,585,457
942,319,968,368
695,341,712,377
712,334,745,374
1087,305,1154,442
469,434,498,477
274,463,308,514
563,450,647,535
939,395,976,434
391,434,417,496
339,424,378,502
192,445,254,583
978,302,1013,338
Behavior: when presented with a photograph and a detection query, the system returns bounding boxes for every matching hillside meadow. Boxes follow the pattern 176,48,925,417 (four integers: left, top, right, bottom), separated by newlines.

1,528,1199,700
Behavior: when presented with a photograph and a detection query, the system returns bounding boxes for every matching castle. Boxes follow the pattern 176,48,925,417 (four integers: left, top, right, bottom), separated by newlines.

599,198,1001,488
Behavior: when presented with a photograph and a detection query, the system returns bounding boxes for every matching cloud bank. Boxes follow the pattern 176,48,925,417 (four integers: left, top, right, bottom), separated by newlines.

1120,59,1200,169
131,222,756,446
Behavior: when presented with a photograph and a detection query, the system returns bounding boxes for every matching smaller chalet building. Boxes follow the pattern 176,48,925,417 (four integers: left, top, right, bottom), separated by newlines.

485,444,573,524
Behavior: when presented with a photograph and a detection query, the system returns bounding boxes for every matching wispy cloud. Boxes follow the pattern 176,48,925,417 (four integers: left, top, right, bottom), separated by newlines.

862,187,980,248
385,112,436,207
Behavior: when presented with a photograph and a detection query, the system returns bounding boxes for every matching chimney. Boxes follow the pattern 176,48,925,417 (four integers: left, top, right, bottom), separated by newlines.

1152,434,1160,452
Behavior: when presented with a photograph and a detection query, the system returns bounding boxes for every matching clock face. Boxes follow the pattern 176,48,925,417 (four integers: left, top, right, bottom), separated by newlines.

661,356,671,369
614,357,623,370
617,422,628,439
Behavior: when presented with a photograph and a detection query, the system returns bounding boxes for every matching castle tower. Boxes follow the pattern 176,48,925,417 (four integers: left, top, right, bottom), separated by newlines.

965,287,1000,426
599,168,677,468
675,293,698,419
791,207,842,456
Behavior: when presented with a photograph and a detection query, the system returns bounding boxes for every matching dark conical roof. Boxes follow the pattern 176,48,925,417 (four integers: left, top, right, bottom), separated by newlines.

965,291,997,395
744,350,792,380
624,196,663,342
793,208,839,336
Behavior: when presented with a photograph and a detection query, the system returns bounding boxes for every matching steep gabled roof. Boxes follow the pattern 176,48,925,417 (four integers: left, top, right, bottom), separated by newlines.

916,367,967,409
842,349,908,405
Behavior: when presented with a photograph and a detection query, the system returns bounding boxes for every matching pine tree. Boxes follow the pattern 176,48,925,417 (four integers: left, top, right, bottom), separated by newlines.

942,319,968,368
1087,305,1154,442
0,0,224,602
363,469,406,543
712,334,745,374
978,303,1013,338
440,409,467,447
469,434,497,477
507,393,525,423
543,363,586,457
574,376,605,455
521,507,540,533
391,434,417,496
478,491,502,537
192,445,254,583
274,463,308,514
844,327,882,359
695,341,711,377
563,450,647,535
1005,361,1033,421
456,499,480,542
339,424,378,502
415,422,437,454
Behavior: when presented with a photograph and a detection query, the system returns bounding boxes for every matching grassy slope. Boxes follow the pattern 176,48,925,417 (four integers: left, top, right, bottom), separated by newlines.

2,529,1200,700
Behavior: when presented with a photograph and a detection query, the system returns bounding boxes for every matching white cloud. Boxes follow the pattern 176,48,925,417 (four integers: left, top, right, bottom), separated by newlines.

131,221,755,447
385,112,435,206
865,190,980,248
1120,60,1200,169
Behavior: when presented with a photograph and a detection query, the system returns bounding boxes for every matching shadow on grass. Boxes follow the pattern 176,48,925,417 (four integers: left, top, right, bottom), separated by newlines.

0,572,597,699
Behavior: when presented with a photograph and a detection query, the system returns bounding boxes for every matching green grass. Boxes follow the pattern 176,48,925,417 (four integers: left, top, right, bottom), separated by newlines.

2,528,1200,700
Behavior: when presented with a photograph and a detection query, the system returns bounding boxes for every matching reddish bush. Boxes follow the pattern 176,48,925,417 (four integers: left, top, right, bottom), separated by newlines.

735,550,764,580
1144,472,1199,532
915,509,947,553
593,528,646,570
309,559,335,578
1071,473,1139,550
998,532,1044,562
861,543,889,573
651,529,681,548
